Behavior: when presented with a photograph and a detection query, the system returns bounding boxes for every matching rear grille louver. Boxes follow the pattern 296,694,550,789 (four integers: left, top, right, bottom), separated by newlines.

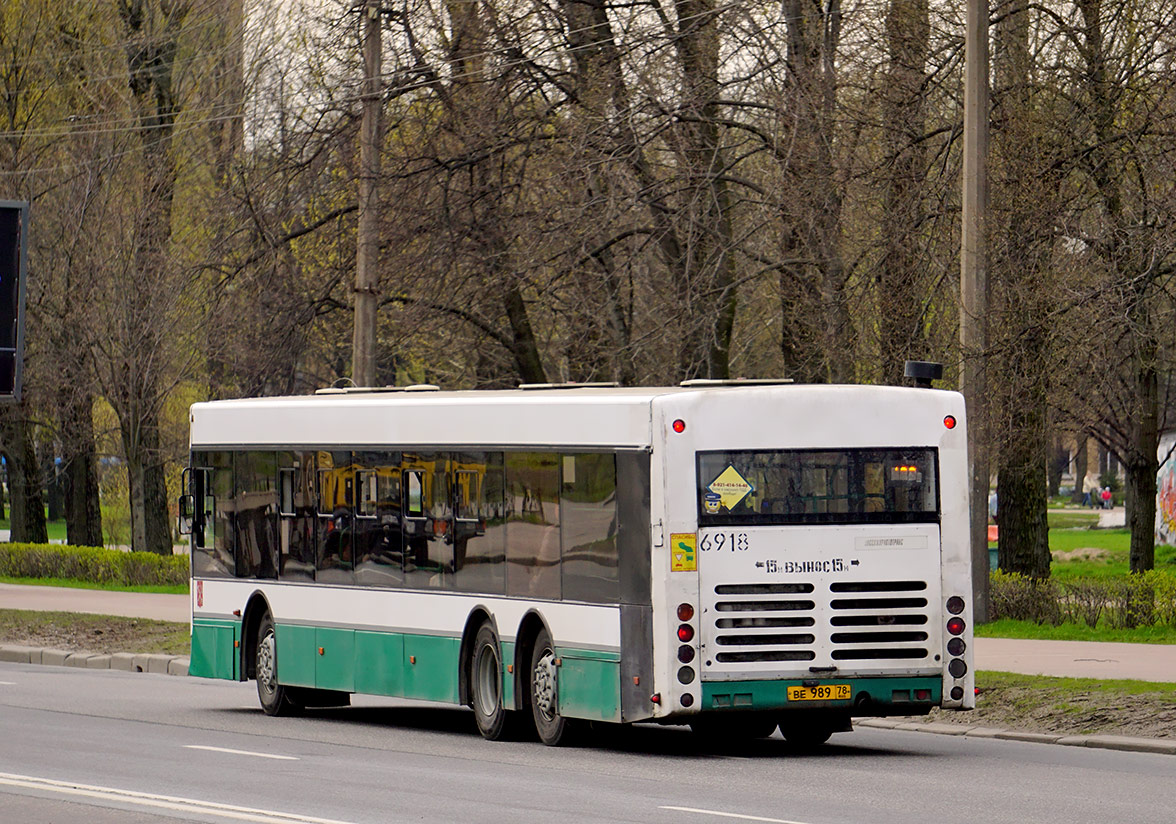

711,582,817,663
828,581,930,660
707,579,933,668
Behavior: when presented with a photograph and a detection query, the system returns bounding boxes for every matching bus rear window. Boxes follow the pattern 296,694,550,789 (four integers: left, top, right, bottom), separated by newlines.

697,448,939,526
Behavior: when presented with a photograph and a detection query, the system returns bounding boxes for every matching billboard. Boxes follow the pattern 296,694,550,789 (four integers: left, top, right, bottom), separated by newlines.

0,201,28,402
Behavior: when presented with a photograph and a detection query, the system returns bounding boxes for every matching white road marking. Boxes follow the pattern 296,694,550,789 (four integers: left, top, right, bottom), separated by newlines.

0,772,355,824
0,681,16,685
185,744,300,761
659,806,815,824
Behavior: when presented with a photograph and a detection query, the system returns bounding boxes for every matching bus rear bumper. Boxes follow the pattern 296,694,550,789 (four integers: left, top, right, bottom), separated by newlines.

701,675,944,717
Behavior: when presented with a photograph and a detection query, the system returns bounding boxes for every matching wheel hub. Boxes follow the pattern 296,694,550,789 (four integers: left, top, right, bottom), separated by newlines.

257,631,276,696
533,650,557,718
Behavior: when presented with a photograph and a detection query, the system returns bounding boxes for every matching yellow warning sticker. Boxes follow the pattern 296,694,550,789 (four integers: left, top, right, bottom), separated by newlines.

671,533,697,572
708,465,754,511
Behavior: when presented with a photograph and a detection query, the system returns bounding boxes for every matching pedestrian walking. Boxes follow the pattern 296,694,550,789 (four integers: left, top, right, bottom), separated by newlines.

1082,474,1099,508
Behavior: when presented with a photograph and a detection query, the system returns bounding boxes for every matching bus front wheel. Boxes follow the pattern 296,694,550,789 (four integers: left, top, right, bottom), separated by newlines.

470,622,512,740
529,628,573,746
256,613,299,717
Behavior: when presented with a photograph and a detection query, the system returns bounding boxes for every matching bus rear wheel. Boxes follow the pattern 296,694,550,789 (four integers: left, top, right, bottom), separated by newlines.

256,613,299,717
529,628,573,746
470,622,512,740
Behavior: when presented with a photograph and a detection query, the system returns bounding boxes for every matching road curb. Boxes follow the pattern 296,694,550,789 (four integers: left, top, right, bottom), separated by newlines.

0,644,189,677
856,718,1176,755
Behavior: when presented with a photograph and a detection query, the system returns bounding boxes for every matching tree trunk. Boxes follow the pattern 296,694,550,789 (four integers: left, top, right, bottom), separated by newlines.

1070,436,1088,504
1048,436,1065,498
2,407,47,544
61,392,103,547
996,394,1052,578
1127,357,1159,572
878,0,930,384
780,0,848,384
122,407,172,555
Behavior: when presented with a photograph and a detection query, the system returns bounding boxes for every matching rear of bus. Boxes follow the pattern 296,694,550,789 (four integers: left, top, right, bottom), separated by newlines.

651,385,973,741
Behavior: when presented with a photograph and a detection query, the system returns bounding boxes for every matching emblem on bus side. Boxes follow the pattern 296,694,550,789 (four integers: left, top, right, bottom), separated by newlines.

671,533,697,572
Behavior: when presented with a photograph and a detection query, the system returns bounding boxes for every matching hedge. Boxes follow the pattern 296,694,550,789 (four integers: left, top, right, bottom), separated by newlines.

0,543,188,588
990,569,1176,629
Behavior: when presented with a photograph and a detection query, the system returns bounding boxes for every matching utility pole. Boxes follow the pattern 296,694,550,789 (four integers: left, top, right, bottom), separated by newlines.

960,0,990,621
352,0,382,387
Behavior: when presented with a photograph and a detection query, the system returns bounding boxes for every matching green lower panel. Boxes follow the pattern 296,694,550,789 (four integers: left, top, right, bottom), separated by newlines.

403,635,460,703
316,628,355,692
558,650,621,723
190,620,239,680
355,631,405,697
275,624,317,688
500,641,516,709
702,676,942,713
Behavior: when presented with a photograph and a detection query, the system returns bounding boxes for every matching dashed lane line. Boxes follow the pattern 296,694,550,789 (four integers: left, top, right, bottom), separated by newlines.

0,772,356,824
185,745,300,761
659,806,815,824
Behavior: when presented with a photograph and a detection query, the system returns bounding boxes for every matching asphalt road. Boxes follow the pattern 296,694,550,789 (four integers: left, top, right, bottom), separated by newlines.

1,662,1172,824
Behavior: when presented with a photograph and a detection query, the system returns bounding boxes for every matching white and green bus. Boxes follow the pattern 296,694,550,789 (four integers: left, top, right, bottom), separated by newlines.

182,381,974,746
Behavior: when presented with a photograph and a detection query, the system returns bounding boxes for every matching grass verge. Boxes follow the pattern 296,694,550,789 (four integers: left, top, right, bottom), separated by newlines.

976,618,1176,644
0,576,187,595
0,609,190,655
917,670,1176,739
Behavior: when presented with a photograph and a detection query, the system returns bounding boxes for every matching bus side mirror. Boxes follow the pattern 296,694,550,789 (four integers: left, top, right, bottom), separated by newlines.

178,494,195,535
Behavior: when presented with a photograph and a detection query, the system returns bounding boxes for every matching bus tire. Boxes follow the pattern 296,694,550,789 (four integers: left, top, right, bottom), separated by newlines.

470,622,511,740
256,613,299,717
529,628,573,746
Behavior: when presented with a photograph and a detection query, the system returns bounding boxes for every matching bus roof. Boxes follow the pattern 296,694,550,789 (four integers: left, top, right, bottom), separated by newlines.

188,384,963,450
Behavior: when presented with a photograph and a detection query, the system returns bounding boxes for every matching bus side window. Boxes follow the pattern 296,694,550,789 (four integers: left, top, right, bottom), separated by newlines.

278,468,296,517
191,452,234,578
405,470,424,518
357,471,378,518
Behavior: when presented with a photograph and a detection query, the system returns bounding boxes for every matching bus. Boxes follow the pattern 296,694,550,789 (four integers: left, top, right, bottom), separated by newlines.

181,381,974,746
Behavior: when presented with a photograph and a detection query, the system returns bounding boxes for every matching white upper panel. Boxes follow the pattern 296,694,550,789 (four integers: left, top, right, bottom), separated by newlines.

188,385,966,451
189,387,664,449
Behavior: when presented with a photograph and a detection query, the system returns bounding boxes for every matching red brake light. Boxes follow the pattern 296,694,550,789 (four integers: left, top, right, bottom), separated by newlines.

947,616,966,636
672,419,686,433
677,603,695,621
677,624,695,642
944,415,957,429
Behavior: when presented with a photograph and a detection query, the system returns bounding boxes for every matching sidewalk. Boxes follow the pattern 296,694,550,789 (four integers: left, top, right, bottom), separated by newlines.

0,582,189,623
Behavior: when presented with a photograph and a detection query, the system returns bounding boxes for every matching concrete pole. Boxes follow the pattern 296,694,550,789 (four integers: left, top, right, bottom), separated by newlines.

352,0,382,388
960,0,990,621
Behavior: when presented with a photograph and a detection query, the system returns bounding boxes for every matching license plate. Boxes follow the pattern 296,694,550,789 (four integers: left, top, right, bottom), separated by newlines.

787,684,851,702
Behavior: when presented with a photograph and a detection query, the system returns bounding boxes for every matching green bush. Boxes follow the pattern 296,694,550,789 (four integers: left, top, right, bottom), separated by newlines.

990,569,1176,628
990,570,1063,624
0,543,187,587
